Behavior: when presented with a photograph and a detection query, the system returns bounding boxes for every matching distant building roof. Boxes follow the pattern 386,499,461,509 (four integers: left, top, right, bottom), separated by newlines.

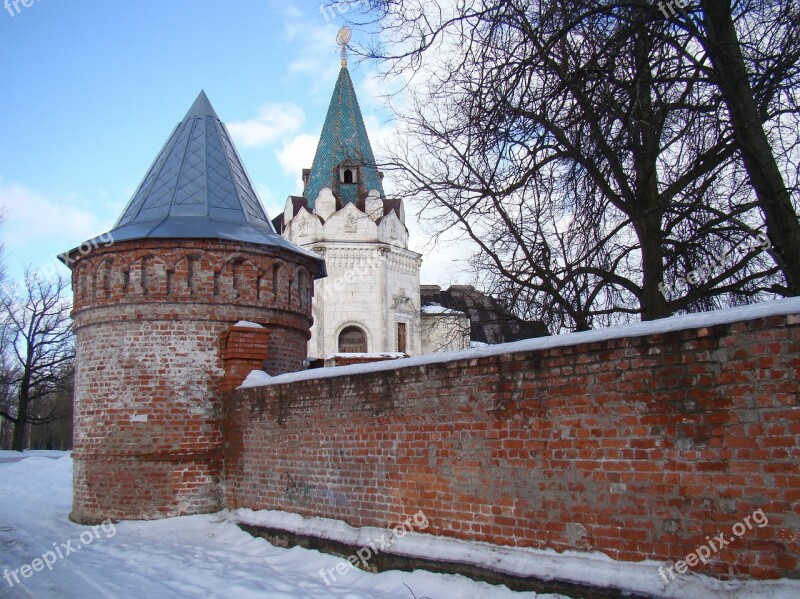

420,284,549,344
303,67,385,209
61,91,324,276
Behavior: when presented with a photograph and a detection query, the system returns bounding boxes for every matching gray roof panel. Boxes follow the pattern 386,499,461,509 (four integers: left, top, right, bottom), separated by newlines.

61,91,325,276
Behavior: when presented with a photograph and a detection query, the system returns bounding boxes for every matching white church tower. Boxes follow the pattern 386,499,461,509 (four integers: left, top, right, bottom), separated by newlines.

277,28,422,360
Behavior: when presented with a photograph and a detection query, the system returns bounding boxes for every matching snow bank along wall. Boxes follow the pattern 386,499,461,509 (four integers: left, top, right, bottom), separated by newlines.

223,310,800,581
67,238,318,523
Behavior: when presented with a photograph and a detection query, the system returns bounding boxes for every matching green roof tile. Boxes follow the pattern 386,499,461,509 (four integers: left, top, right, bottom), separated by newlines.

304,67,385,208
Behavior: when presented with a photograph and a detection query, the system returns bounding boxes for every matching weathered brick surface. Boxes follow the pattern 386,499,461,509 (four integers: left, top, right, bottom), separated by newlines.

223,314,800,580
221,326,271,392
69,239,316,523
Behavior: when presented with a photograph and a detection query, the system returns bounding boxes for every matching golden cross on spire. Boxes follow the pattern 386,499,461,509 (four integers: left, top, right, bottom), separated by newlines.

336,26,352,68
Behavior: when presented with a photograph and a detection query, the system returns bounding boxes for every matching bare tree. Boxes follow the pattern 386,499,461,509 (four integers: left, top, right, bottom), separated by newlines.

337,0,792,331
0,208,6,288
683,0,800,295
0,270,75,451
421,313,472,352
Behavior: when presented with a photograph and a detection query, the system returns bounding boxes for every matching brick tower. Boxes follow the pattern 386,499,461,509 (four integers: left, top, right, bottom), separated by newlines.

61,91,325,523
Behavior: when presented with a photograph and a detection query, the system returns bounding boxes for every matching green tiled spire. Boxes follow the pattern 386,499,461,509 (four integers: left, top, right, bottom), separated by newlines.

304,67,385,208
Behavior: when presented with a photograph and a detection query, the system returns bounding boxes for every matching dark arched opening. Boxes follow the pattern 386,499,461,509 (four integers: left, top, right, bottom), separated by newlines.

338,326,367,353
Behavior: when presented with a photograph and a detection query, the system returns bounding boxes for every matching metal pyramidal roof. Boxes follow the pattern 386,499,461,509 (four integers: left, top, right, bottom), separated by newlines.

74,91,323,273
304,67,385,208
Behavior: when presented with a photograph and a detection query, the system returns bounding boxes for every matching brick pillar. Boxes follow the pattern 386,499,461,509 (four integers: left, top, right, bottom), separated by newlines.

221,325,271,392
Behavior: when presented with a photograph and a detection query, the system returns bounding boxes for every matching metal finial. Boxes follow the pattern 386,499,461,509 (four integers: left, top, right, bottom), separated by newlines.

336,26,352,68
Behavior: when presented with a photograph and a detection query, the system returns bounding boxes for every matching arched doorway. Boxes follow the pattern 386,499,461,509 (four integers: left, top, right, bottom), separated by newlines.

338,326,367,353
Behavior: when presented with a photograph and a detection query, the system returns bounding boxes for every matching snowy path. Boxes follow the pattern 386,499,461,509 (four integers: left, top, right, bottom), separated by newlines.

2,453,798,599
0,454,560,599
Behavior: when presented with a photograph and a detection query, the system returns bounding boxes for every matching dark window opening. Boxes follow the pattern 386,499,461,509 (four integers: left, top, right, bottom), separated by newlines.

338,326,367,353
343,168,354,184
397,323,407,353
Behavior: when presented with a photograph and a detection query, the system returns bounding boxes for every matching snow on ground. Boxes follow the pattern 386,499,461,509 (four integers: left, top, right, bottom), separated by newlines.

1,454,797,599
0,451,64,464
238,510,800,599
0,454,561,599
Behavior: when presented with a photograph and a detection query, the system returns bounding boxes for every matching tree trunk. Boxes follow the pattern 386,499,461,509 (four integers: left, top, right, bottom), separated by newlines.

701,0,800,295
11,394,28,452
636,214,672,320
632,26,672,321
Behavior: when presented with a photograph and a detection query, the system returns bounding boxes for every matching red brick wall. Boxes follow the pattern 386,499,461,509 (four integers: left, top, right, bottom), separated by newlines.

223,313,800,580
221,326,271,392
69,239,317,523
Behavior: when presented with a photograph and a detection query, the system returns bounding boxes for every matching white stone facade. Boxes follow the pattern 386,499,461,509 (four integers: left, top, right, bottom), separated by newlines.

283,189,422,359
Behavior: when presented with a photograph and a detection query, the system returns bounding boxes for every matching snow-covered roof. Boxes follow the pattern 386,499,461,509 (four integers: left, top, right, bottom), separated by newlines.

421,303,466,316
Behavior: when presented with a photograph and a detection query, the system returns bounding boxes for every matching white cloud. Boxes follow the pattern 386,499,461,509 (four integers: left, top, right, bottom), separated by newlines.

280,4,303,20
0,181,109,251
0,179,117,282
357,70,401,112
276,134,319,193
363,114,397,157
405,206,475,286
253,183,286,222
227,103,305,148
419,244,474,286
282,16,343,96
254,183,275,206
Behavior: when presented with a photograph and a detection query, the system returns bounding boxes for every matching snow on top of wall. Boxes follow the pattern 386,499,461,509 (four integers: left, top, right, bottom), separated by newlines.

249,297,800,388
240,370,272,388
235,508,800,599
326,352,407,359
421,303,466,316
233,320,264,328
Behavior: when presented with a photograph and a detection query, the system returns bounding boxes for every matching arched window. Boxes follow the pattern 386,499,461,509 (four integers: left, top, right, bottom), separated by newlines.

338,326,367,353
341,167,356,184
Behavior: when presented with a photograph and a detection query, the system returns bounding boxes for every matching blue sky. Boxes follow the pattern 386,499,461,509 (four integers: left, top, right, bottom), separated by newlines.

0,0,468,287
